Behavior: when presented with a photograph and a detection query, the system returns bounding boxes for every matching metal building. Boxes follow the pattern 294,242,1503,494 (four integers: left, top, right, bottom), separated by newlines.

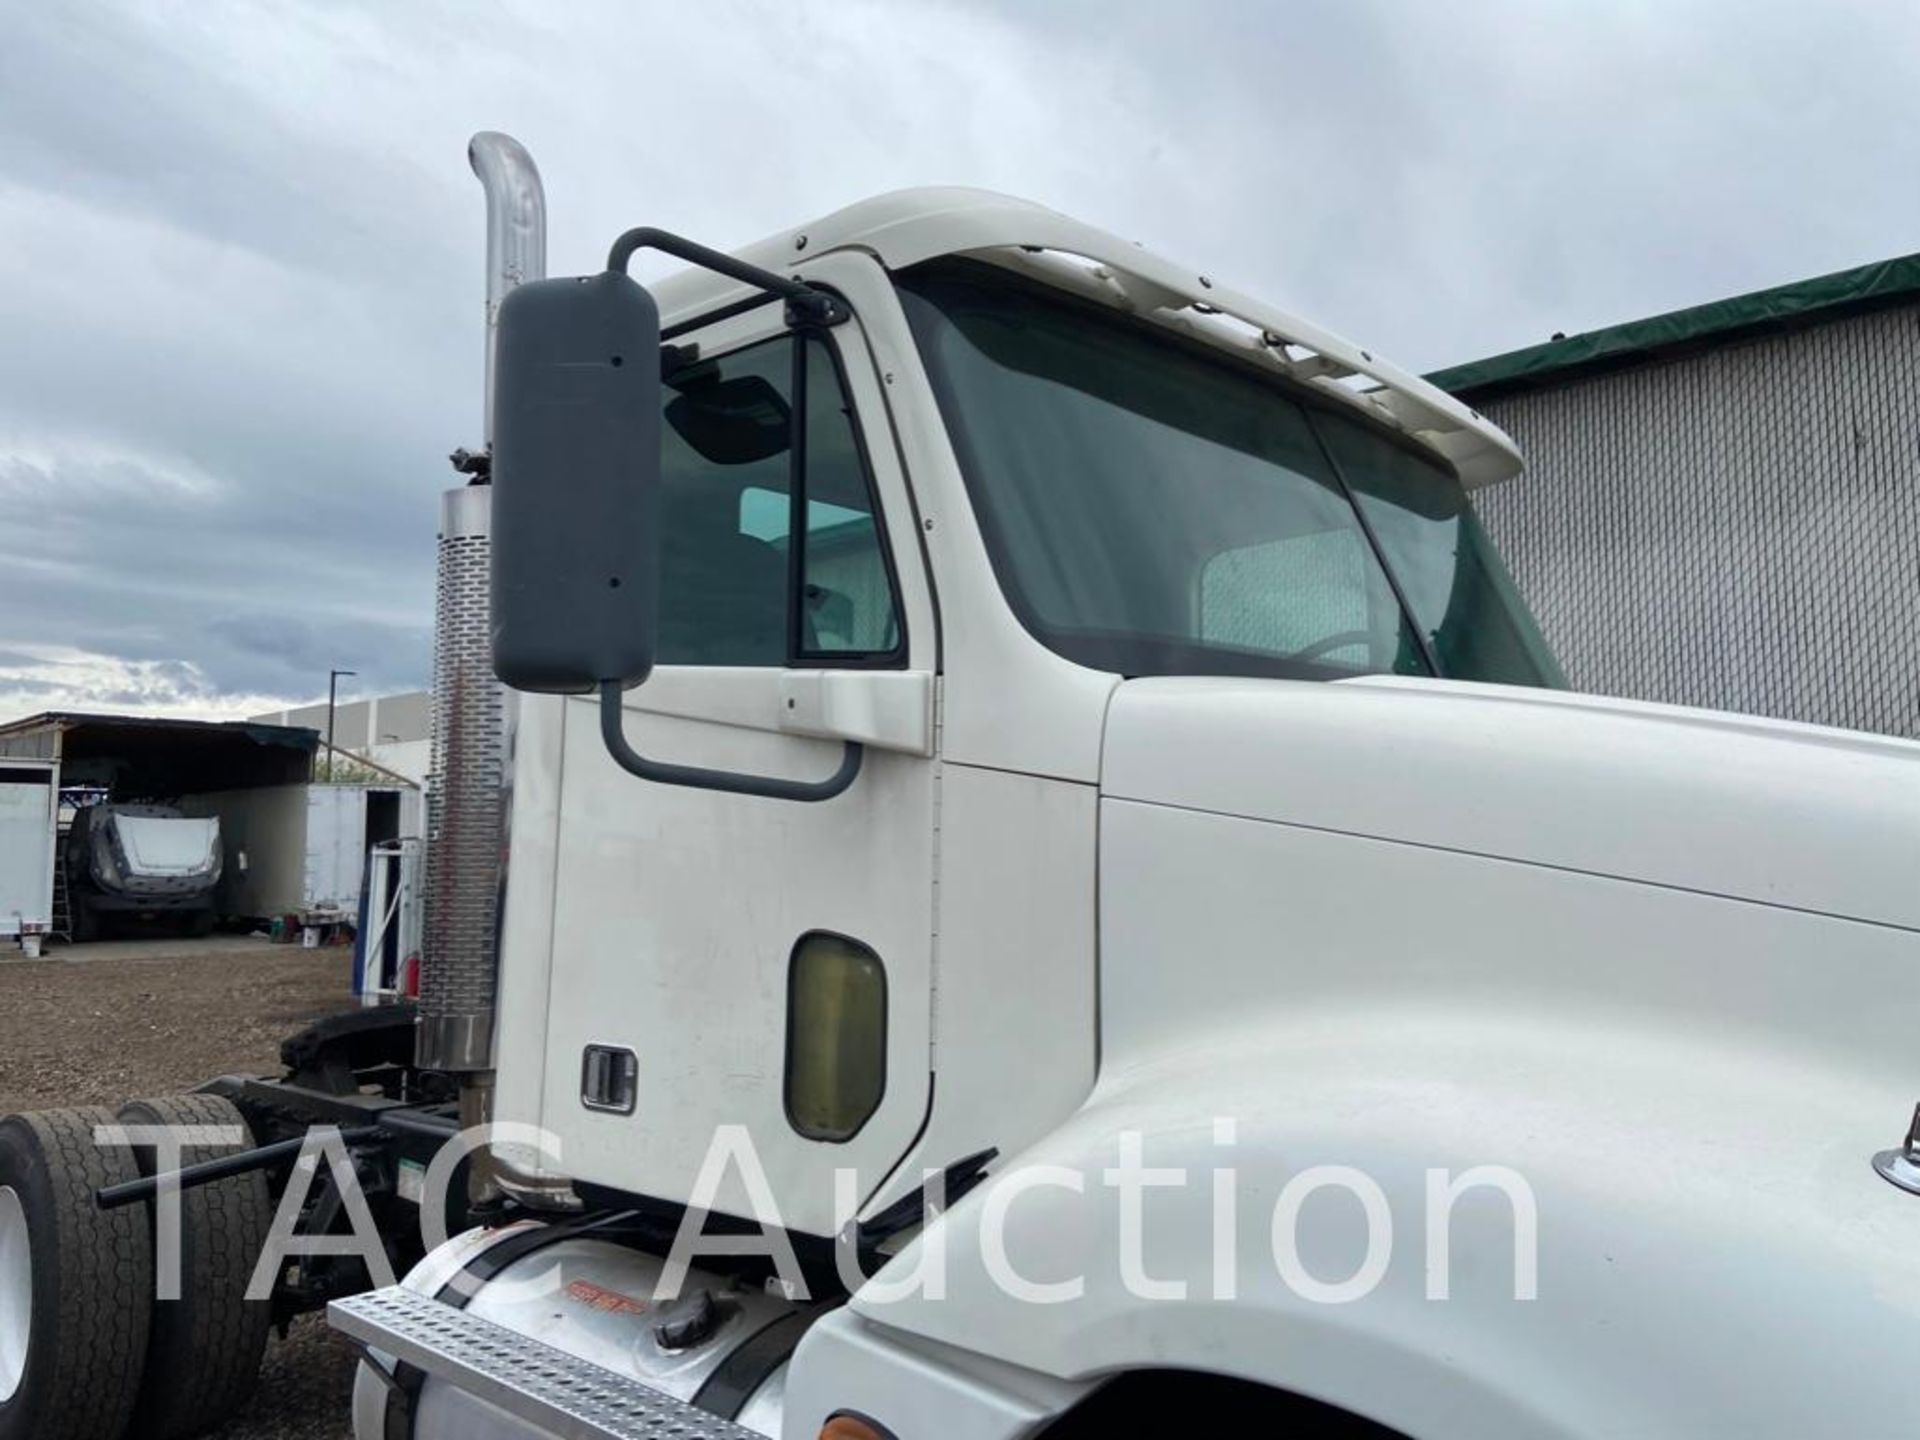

1430,257,1920,739
251,690,432,784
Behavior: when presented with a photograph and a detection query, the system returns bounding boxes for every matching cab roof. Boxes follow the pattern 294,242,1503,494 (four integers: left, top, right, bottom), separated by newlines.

648,187,1524,488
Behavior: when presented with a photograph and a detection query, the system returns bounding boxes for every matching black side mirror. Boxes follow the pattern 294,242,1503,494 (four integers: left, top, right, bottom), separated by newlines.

493,224,863,802
490,271,662,694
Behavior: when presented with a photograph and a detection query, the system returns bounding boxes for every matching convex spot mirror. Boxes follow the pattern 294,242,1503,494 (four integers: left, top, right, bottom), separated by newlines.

491,270,662,695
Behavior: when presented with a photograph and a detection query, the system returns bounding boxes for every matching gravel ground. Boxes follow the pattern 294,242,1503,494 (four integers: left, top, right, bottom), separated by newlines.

0,938,361,1439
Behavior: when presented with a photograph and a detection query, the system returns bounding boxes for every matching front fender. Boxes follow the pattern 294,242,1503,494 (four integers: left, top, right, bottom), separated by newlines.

855,997,1920,1439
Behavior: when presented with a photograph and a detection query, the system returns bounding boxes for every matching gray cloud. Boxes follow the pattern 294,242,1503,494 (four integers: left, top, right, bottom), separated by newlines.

2,0,1916,718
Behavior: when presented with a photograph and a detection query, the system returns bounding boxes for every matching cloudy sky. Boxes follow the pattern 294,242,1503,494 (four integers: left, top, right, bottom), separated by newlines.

2,1,1916,720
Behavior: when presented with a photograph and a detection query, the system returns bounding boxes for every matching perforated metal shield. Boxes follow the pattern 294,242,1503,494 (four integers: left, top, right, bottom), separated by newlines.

418,485,509,1072
1470,305,1920,738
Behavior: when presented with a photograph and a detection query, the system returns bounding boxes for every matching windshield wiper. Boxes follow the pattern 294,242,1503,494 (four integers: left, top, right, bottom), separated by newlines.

1303,410,1444,679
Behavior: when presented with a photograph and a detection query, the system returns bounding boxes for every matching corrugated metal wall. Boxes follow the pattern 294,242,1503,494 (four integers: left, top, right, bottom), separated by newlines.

1471,304,1920,738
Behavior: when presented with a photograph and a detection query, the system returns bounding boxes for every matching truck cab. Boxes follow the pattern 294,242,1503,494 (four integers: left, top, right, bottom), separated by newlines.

5,137,1914,1440
65,801,222,940
375,172,1918,1439
485,186,1563,1234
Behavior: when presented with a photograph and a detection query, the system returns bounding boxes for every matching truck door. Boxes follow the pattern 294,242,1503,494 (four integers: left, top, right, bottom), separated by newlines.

532,297,937,1239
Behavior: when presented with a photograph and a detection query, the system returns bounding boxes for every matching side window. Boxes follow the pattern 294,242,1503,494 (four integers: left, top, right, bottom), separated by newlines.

657,335,903,666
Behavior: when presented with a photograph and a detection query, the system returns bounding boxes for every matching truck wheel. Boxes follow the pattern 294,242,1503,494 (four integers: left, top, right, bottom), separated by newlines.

69,902,98,945
0,1107,154,1440
117,1096,274,1440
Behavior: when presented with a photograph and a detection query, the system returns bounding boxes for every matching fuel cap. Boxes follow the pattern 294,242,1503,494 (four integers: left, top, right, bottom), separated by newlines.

652,1289,723,1351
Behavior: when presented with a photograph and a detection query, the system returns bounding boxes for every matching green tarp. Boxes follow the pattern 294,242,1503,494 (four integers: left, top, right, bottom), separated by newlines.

1428,252,1920,402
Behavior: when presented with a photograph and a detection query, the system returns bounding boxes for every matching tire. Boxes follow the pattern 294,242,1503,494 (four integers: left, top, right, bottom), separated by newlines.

185,909,217,939
117,1096,274,1440
69,901,99,944
0,1107,154,1440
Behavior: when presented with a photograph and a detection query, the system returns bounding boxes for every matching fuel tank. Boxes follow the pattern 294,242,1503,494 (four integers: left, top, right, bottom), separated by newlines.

350,1226,801,1440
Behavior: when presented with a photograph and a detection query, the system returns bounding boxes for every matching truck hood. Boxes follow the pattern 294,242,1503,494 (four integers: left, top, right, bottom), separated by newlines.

1102,676,1920,932
109,813,221,878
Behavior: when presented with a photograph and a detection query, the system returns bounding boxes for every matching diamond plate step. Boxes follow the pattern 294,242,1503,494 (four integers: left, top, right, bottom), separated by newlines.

328,1285,761,1440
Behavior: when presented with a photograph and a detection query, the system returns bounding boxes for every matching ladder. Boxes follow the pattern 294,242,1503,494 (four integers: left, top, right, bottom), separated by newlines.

51,787,104,945
50,826,73,942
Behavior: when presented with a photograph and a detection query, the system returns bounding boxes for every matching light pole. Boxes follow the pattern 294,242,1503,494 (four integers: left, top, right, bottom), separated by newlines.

326,669,357,782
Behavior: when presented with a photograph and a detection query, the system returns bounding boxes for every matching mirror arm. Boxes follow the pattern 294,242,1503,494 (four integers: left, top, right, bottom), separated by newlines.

585,229,854,800
605,228,849,328
598,681,863,803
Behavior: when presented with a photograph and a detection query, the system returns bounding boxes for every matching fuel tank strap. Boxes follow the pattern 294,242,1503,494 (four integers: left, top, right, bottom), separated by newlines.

691,1307,821,1420
434,1211,639,1309
379,1212,644,1438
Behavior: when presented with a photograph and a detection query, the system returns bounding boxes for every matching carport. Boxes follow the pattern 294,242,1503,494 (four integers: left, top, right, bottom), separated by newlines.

0,711,317,795
0,712,319,945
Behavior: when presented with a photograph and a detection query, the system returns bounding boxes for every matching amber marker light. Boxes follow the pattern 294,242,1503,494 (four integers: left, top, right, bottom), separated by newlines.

820,1414,896,1440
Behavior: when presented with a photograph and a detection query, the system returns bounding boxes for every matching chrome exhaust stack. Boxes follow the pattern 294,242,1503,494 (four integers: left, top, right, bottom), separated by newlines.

415,134,545,1081
468,132,547,447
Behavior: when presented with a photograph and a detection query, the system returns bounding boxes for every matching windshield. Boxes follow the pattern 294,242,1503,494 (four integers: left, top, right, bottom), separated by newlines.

897,260,1564,688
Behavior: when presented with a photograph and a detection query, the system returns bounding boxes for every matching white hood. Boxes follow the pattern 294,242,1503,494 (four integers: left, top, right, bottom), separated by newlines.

1101,675,1920,932
110,813,221,878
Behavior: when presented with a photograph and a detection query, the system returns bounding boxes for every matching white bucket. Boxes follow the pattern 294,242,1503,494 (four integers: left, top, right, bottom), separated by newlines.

19,934,41,959
301,926,320,949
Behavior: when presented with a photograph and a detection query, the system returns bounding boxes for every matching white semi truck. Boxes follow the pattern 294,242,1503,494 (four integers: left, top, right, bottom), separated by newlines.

1,133,1918,1440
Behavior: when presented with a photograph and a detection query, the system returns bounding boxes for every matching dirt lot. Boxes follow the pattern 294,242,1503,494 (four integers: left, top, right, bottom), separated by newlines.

0,937,361,1439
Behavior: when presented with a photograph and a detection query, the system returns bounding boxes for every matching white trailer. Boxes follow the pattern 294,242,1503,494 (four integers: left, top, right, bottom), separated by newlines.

180,782,421,921
0,761,55,945
1,134,1917,1440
